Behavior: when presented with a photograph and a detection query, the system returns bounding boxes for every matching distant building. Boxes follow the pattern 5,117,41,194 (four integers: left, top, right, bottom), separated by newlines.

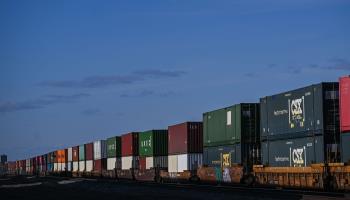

1,154,7,164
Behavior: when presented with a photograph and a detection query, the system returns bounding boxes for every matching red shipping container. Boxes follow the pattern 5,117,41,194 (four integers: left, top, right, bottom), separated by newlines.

340,76,350,133
85,143,94,160
121,132,139,156
93,158,107,171
72,146,79,161
139,157,146,170
168,122,203,155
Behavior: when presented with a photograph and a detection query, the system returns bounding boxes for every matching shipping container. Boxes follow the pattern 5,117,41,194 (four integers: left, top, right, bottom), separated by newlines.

57,149,68,163
107,136,122,158
168,154,203,173
68,147,73,162
93,140,107,160
261,136,328,167
79,145,85,161
121,156,139,170
85,143,93,160
93,158,107,172
86,160,93,172
168,122,203,155
260,82,339,141
107,157,121,170
340,76,350,133
139,156,167,170
67,162,72,171
204,144,242,167
203,103,260,147
73,161,79,172
341,132,350,164
72,146,79,161
79,161,85,172
139,130,168,157
121,132,139,156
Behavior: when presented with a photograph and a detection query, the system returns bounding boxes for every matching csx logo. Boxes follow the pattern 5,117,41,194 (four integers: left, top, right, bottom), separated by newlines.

291,98,303,116
292,148,304,166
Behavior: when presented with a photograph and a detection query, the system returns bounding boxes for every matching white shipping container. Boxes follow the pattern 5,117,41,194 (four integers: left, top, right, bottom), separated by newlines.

86,160,93,172
168,154,203,173
67,162,72,171
79,161,85,172
146,157,153,169
54,163,58,172
121,156,139,170
73,161,79,172
146,156,168,169
26,159,30,168
107,157,122,170
93,140,107,160
168,155,178,173
68,147,73,162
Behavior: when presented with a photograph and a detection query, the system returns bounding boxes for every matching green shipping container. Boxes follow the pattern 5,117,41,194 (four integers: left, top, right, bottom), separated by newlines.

79,145,85,161
107,136,122,158
203,103,260,147
139,130,168,157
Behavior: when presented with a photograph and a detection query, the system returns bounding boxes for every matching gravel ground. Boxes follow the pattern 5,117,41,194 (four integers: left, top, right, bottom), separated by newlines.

0,176,347,200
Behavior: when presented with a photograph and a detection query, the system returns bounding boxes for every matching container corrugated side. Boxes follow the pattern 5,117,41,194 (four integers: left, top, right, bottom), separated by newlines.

72,146,79,161
121,156,139,170
107,157,121,170
340,76,350,133
260,82,339,140
168,154,203,173
341,132,350,164
85,143,93,160
79,161,85,172
261,136,326,167
139,130,168,157
79,145,85,161
86,160,93,172
73,161,79,172
93,140,107,160
204,103,260,147
68,147,73,162
107,136,122,158
168,122,203,155
121,132,139,156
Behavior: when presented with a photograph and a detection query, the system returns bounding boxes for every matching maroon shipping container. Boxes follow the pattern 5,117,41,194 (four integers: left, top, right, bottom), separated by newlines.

121,132,139,156
168,122,203,155
139,157,146,170
72,146,79,161
85,143,94,160
340,76,350,133
93,158,107,171
54,151,58,163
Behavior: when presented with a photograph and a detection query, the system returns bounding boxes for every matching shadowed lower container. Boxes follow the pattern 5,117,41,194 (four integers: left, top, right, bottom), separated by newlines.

168,122,203,155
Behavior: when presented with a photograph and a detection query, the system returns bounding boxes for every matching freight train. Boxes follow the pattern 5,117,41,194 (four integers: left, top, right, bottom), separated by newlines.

5,76,350,191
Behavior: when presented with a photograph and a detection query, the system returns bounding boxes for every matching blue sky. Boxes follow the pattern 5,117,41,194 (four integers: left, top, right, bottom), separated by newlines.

1,0,349,161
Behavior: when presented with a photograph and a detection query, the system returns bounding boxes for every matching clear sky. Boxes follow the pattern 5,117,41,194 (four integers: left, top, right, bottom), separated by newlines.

1,0,349,161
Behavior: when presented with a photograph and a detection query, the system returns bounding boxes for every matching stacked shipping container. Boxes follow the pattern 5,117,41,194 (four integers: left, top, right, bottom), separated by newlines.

340,76,350,164
139,130,168,170
203,103,260,172
121,132,139,170
85,143,93,172
168,122,203,173
93,140,107,172
260,82,340,167
67,147,72,172
72,146,79,172
79,145,85,172
107,136,122,171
